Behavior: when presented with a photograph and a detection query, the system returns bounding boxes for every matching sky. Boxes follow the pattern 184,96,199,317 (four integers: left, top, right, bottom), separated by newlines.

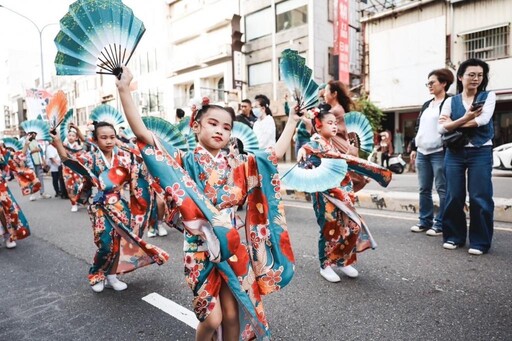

0,0,168,100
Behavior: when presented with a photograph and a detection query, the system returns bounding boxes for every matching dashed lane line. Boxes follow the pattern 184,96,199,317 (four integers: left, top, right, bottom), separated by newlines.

142,293,198,330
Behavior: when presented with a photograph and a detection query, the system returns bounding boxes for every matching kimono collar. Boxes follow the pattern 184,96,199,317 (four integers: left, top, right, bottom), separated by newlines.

195,145,228,165
97,146,119,169
311,133,332,145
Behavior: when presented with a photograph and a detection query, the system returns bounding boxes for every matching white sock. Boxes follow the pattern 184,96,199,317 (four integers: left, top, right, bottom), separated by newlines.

106,274,118,282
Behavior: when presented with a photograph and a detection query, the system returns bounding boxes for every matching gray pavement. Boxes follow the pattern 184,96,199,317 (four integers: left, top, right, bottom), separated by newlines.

278,163,512,223
1,180,511,340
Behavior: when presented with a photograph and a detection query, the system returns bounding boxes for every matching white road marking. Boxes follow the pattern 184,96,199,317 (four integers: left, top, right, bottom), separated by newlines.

142,293,199,329
284,201,512,232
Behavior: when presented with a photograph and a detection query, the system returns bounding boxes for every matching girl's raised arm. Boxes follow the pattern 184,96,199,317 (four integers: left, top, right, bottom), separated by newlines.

273,108,301,159
116,66,154,145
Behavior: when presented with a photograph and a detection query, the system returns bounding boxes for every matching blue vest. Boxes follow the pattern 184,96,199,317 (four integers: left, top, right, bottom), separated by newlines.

450,92,493,147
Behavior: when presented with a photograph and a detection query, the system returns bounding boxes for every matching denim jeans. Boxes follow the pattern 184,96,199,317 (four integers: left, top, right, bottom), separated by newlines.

442,146,494,252
415,150,446,229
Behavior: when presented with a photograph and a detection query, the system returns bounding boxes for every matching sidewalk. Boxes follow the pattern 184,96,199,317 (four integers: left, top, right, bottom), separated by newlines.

278,162,512,223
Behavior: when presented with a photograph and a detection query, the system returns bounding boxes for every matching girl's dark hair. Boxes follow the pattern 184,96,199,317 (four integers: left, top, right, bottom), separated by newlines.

456,58,489,94
193,105,236,125
255,97,272,116
428,68,455,92
327,80,354,112
92,121,116,140
312,103,332,132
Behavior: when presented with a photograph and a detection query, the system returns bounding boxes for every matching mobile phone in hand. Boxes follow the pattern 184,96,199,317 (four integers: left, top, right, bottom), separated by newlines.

471,100,485,111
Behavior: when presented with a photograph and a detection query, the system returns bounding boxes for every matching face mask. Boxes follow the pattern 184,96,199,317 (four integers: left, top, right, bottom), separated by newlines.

253,107,262,118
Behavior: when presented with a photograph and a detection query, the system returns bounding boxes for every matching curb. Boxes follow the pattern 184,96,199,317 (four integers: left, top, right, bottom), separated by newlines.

281,188,512,224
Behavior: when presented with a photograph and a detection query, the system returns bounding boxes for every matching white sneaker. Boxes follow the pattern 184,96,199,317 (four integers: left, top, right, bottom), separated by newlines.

71,205,78,212
410,225,428,233
29,195,36,201
147,229,157,238
40,193,52,199
5,238,16,249
468,248,483,255
320,266,341,283
443,242,458,250
105,276,128,291
339,265,359,278
157,224,168,237
91,281,104,293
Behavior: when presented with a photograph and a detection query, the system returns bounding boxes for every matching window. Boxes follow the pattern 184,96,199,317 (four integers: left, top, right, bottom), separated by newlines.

217,78,225,102
248,61,272,86
328,47,337,77
246,7,272,41
188,84,195,100
463,25,509,61
276,0,307,32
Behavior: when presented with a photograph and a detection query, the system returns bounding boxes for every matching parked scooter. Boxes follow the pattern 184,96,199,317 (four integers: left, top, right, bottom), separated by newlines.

368,147,406,174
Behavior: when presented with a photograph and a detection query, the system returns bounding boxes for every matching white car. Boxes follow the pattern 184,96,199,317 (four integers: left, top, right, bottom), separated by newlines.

493,143,512,170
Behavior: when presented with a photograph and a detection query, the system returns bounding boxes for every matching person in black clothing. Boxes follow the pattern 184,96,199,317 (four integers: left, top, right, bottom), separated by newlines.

236,99,257,128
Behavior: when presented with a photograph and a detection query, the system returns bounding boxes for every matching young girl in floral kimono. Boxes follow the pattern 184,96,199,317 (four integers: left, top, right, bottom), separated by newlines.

50,122,169,293
298,106,391,283
0,143,41,249
61,124,88,212
117,66,297,341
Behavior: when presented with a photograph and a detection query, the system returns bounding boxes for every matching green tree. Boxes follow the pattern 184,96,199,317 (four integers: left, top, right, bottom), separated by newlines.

353,92,386,159
354,92,386,131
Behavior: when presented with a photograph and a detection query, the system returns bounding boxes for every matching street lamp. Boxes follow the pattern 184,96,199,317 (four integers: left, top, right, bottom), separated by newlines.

0,4,58,88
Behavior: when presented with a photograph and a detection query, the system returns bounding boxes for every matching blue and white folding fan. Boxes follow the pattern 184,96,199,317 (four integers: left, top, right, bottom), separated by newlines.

59,109,75,142
281,157,348,193
20,119,51,141
175,117,197,151
142,116,189,152
345,111,374,153
2,137,23,151
280,49,319,111
123,127,135,140
232,122,260,153
90,104,125,126
54,0,145,79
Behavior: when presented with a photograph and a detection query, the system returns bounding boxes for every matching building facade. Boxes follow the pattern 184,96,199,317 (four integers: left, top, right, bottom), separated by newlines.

361,0,512,152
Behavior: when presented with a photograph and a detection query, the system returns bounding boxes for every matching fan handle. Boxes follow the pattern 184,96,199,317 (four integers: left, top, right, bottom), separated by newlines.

113,67,123,80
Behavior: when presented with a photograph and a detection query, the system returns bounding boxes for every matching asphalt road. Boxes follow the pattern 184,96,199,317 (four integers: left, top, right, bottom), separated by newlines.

1,181,511,341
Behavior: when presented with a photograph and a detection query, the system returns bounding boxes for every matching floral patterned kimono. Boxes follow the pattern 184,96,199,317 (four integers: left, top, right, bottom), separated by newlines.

64,146,169,285
0,146,41,243
303,134,391,269
138,140,295,341
62,141,89,204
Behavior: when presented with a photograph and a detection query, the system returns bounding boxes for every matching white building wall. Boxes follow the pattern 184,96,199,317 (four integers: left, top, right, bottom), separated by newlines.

364,2,448,110
312,0,334,84
369,16,446,110
451,0,512,93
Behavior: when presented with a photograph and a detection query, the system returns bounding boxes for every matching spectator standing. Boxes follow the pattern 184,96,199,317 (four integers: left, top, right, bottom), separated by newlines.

438,58,496,255
252,96,276,149
236,99,257,128
45,142,63,198
409,68,454,236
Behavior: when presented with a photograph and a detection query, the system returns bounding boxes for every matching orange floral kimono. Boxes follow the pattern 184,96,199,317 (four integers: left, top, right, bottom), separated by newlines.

303,134,391,269
0,146,41,243
62,141,89,205
139,140,295,341
64,146,169,285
